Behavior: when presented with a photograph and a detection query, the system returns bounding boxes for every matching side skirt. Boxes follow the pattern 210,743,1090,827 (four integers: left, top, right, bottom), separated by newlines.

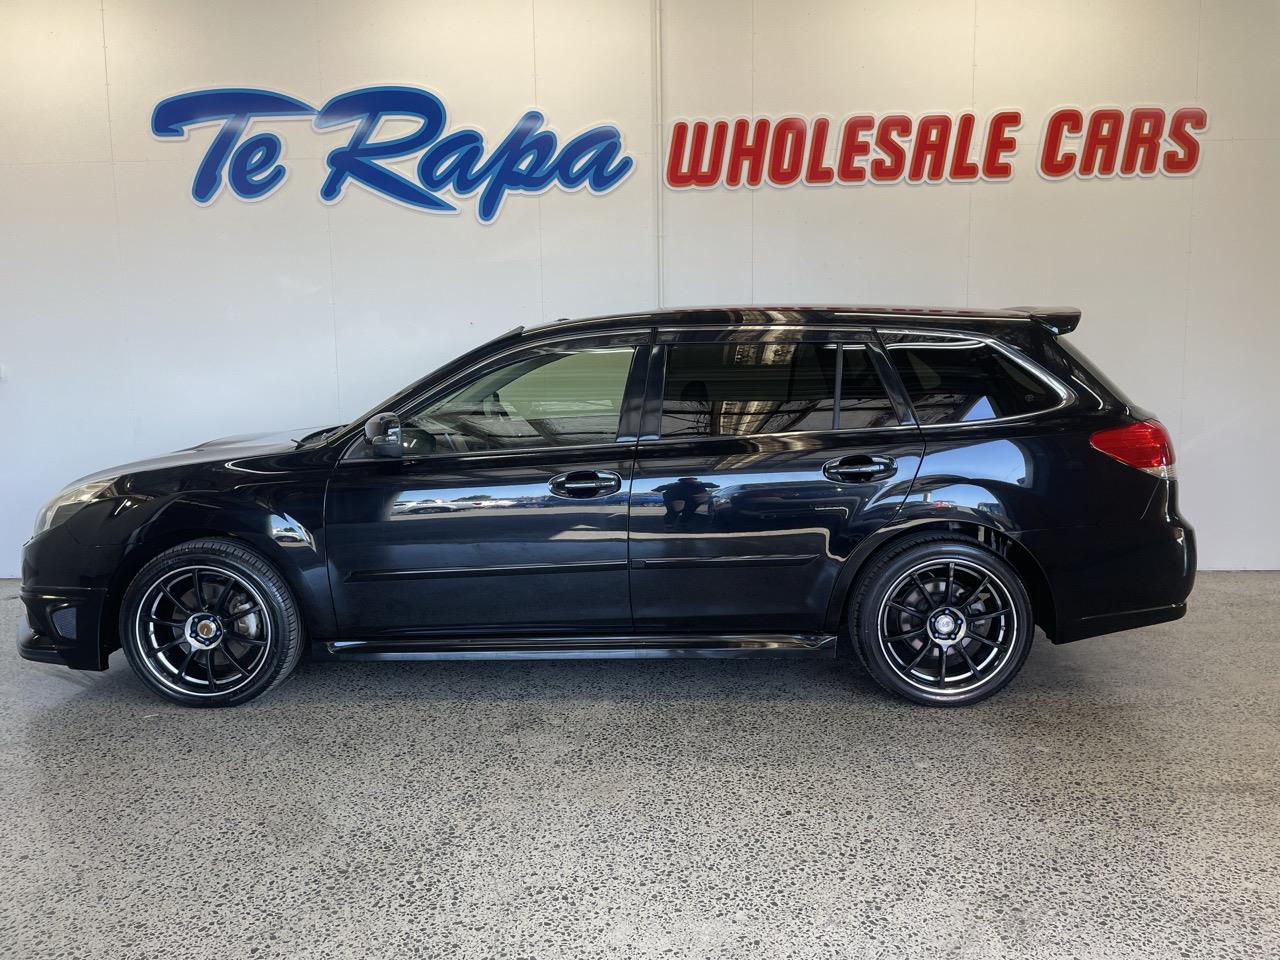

313,633,839,662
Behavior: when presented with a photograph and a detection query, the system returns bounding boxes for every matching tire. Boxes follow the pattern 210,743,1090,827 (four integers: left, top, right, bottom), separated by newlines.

120,538,304,707
849,536,1034,706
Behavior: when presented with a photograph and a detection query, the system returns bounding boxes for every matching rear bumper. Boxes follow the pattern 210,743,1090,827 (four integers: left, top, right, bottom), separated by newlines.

1022,516,1195,644
1061,601,1187,642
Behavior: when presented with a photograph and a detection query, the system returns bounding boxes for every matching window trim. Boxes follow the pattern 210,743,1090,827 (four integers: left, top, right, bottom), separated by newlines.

874,327,1076,428
633,421,922,451
654,324,877,342
340,329,653,463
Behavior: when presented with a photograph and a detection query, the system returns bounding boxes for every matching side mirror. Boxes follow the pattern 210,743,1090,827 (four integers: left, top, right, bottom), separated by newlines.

364,412,403,459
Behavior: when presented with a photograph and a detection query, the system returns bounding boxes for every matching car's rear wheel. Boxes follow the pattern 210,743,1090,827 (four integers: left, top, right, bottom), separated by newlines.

850,537,1034,706
120,538,303,707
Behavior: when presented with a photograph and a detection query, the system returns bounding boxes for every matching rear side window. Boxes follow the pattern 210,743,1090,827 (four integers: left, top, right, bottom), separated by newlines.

659,341,897,438
881,333,1062,424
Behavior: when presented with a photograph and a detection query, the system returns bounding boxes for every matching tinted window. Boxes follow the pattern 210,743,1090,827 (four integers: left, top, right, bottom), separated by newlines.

839,345,899,429
882,333,1061,424
1053,337,1133,406
405,346,634,452
660,341,896,438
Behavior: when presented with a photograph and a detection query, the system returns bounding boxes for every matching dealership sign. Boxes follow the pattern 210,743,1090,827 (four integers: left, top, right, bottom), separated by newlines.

153,88,1208,220
152,86,634,221
665,107,1208,187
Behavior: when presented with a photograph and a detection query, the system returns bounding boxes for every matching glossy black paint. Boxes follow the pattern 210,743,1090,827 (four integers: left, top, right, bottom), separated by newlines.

18,306,1195,673
19,433,339,668
326,445,635,636
628,431,923,633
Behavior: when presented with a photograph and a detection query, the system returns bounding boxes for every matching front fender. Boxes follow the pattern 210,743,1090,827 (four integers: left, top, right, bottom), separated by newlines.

114,488,336,640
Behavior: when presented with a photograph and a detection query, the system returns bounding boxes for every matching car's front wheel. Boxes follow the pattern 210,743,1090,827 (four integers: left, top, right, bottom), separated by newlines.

850,537,1034,706
120,538,303,707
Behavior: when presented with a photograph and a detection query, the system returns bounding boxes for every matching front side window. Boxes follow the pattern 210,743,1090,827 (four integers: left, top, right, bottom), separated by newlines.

659,340,897,438
403,345,635,453
881,333,1062,424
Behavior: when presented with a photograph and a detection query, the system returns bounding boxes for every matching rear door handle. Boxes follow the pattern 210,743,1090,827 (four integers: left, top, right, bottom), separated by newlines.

549,470,622,499
823,455,897,483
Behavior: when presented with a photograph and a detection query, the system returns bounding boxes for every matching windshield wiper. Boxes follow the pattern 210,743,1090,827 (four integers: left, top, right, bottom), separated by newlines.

295,426,341,447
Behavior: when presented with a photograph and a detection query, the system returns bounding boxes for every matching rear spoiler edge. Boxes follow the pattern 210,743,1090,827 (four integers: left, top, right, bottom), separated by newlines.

1010,306,1082,337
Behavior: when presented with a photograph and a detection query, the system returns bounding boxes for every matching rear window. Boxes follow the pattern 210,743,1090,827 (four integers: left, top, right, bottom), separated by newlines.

660,341,897,438
881,333,1062,424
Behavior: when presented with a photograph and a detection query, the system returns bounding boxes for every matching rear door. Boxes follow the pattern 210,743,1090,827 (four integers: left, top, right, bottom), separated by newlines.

627,324,925,634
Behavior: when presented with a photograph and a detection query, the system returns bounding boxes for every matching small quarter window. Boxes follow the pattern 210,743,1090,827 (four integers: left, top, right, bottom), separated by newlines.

659,341,896,438
882,333,1061,424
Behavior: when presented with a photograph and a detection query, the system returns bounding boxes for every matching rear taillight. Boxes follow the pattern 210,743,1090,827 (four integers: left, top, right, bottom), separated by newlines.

1090,420,1176,478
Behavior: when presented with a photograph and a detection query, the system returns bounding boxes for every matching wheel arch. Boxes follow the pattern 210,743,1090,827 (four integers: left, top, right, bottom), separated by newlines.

101,526,225,661
825,519,1058,642
99,496,335,664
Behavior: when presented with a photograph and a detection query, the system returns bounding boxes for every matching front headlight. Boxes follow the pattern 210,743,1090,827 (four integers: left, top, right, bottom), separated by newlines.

33,479,116,537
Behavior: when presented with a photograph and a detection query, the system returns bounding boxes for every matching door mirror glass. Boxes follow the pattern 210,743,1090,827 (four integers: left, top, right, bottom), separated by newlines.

364,412,403,458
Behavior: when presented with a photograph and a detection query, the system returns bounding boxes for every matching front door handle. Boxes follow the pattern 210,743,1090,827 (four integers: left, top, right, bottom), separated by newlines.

823,455,897,483
549,470,622,499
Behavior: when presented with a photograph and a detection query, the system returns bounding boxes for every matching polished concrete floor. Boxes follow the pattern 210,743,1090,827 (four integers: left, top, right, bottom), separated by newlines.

1,573,1277,959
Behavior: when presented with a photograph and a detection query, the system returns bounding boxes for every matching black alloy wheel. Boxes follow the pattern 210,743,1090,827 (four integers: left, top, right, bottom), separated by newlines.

121,539,303,706
850,537,1034,706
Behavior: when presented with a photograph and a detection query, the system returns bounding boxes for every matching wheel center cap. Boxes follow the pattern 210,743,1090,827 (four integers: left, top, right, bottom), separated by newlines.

929,608,967,646
186,615,223,650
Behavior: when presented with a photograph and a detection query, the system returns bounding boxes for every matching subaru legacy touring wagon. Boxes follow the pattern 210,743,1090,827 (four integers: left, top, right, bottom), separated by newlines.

19,306,1195,707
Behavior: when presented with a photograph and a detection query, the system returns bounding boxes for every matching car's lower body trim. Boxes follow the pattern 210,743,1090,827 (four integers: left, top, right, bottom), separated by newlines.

317,633,838,660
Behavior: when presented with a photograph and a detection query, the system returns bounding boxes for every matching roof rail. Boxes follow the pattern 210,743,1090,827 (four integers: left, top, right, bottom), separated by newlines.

1013,307,1081,336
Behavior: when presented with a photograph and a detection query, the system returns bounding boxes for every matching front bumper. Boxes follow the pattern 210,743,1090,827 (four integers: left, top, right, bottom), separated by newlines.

17,586,111,671
16,610,64,664
19,521,122,672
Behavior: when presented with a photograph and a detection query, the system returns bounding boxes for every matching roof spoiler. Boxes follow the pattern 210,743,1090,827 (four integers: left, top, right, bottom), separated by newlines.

1012,306,1081,336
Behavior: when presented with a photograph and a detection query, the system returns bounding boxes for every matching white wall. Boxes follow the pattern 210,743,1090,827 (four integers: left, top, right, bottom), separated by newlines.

0,0,1276,574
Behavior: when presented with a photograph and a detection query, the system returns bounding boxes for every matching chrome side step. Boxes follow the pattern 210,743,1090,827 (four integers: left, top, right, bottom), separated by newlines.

317,633,838,661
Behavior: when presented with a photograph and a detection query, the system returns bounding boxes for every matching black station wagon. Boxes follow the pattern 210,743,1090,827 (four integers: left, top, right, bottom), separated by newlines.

19,306,1195,707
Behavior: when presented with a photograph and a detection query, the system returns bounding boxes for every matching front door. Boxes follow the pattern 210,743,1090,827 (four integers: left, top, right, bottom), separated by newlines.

628,326,924,634
325,334,646,639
